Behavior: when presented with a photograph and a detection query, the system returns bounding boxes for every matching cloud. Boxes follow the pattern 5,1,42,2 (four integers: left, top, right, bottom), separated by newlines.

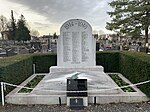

33,22,50,27
6,0,111,23
5,0,113,34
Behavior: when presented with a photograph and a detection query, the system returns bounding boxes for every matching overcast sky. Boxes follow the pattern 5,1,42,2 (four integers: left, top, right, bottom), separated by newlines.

0,0,113,36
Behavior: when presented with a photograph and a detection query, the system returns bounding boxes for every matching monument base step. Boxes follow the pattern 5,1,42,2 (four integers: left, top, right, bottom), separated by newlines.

6,94,149,105
5,73,150,105
50,66,104,73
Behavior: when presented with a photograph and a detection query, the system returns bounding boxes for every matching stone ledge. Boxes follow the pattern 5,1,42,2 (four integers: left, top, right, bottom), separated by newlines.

6,94,149,105
50,66,104,73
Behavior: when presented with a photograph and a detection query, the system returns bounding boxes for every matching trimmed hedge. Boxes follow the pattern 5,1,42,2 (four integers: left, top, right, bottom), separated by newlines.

32,53,57,73
119,51,150,97
96,51,120,72
0,55,33,84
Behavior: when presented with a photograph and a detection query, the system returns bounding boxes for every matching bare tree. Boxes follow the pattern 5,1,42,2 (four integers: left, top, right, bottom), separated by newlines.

0,15,8,40
30,29,40,37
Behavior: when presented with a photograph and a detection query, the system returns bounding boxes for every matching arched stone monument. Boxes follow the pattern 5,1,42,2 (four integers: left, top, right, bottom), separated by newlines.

50,19,103,72
58,19,95,67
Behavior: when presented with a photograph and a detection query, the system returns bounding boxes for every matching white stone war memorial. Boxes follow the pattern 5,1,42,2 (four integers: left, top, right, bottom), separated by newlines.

6,19,149,107
50,19,102,72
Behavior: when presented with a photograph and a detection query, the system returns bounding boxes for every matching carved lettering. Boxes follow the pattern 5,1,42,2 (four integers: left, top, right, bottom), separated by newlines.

78,21,88,29
64,21,74,30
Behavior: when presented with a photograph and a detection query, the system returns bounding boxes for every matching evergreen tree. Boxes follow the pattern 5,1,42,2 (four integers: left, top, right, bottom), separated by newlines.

53,32,58,39
16,14,31,42
106,0,150,46
8,10,17,41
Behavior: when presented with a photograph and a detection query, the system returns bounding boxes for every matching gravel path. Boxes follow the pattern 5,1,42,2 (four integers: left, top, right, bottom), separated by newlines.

0,102,150,112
